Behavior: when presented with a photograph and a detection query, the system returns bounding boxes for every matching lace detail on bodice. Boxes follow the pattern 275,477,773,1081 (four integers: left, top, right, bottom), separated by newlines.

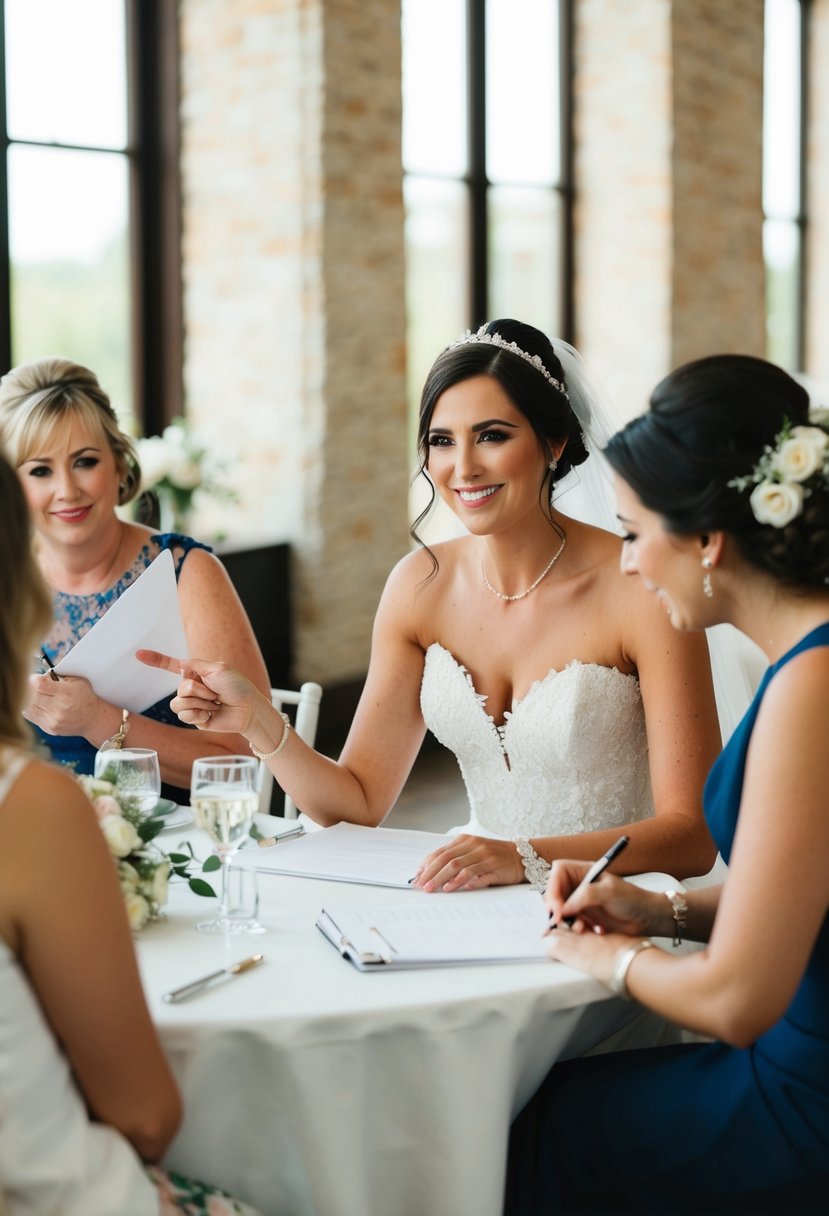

420,642,654,838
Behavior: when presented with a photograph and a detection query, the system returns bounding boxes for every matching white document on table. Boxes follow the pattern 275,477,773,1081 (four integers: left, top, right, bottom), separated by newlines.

53,549,188,714
316,889,551,970
232,822,452,888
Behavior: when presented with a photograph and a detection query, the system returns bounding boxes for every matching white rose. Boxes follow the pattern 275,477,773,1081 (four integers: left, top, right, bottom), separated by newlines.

81,776,117,798
124,891,151,932
143,861,170,909
100,813,143,858
137,435,177,489
808,407,829,429
91,794,122,822
162,423,187,448
749,479,804,528
774,427,829,481
167,457,201,490
118,860,140,891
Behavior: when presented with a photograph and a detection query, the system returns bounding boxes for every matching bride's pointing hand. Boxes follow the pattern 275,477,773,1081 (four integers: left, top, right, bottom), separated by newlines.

136,649,260,734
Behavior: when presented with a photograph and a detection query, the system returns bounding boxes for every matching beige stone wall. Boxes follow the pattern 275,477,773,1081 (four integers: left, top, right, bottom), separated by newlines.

672,0,765,365
574,0,766,421
178,0,408,683
574,0,673,423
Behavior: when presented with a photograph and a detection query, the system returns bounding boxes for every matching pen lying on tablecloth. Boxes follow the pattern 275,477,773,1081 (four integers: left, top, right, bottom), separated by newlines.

162,953,265,1003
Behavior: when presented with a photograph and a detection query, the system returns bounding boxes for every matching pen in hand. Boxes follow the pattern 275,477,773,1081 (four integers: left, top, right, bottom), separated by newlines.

40,649,60,682
548,835,630,932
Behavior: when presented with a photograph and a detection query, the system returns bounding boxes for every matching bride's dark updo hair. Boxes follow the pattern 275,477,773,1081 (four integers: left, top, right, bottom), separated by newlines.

605,353,829,588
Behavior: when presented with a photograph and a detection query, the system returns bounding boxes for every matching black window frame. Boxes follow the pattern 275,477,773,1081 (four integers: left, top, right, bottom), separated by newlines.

0,0,182,431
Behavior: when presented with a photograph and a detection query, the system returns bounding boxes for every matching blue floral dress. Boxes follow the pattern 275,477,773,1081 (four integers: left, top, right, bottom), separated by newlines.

38,533,211,804
504,623,829,1214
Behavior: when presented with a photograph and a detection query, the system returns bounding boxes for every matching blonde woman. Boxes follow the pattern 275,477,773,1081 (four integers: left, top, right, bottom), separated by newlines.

0,357,269,804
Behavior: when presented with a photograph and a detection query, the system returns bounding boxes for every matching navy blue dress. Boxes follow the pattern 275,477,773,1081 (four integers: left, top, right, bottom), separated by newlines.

37,533,211,805
504,623,829,1214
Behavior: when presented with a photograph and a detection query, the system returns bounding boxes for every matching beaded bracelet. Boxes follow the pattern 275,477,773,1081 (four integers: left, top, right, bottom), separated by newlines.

664,889,688,947
249,711,291,761
609,938,653,999
513,836,552,892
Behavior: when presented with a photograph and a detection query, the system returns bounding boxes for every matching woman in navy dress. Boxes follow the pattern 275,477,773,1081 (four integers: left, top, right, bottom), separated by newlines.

505,354,829,1213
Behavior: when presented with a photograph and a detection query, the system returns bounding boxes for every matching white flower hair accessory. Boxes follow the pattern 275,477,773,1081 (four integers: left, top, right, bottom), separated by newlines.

448,325,569,399
728,415,829,528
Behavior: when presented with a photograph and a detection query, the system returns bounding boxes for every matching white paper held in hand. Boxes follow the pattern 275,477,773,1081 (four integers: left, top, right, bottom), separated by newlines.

53,550,189,714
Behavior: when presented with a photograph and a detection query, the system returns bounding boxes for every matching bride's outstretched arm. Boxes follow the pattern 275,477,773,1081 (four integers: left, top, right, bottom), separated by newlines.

140,550,431,827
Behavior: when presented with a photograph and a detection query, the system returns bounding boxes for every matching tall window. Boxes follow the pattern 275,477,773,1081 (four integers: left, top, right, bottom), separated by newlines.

402,0,572,409
0,0,180,431
763,0,807,370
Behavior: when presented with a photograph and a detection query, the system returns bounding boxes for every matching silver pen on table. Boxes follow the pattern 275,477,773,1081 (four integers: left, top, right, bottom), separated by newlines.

162,953,265,1003
257,825,305,848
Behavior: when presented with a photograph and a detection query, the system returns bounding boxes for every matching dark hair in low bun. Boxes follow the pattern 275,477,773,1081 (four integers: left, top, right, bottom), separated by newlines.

605,353,829,588
412,320,589,559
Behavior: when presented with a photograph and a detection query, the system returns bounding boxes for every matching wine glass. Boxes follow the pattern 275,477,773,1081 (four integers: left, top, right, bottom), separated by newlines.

94,747,161,815
191,754,263,934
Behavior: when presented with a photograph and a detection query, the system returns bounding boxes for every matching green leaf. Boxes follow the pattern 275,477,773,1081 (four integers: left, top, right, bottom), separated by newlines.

249,821,263,841
167,852,191,864
201,854,221,873
188,877,217,898
137,819,164,843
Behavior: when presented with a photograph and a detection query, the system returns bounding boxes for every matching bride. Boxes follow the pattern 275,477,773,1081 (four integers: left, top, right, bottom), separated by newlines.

140,320,723,890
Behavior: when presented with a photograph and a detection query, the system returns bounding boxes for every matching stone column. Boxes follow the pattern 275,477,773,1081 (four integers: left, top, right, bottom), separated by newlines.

574,0,766,422
178,0,409,684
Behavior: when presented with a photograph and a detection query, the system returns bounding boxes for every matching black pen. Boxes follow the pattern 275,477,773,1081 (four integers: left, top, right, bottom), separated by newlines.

40,649,60,682
549,835,630,930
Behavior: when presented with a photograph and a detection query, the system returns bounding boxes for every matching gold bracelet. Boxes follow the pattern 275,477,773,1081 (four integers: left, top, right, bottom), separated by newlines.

249,711,291,761
664,888,688,947
110,708,130,749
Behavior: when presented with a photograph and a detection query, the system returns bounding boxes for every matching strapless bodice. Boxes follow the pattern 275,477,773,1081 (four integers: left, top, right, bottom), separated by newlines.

420,643,654,838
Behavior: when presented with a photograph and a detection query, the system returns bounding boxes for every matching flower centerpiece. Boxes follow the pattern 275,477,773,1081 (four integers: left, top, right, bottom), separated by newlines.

78,774,218,932
135,417,237,534
729,414,829,528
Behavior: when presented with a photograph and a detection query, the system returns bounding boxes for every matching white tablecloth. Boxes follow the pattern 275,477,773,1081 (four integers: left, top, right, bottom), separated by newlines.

136,822,678,1216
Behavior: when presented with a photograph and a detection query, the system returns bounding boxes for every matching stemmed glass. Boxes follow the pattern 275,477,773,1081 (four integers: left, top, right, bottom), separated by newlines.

94,747,161,814
190,755,263,934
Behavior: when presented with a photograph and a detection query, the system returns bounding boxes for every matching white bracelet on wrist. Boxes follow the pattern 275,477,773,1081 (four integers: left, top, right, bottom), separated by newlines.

609,938,653,999
249,711,291,761
664,888,688,947
513,836,552,892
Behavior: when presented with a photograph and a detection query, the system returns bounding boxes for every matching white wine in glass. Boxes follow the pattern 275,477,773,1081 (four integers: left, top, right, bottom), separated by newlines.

191,755,263,934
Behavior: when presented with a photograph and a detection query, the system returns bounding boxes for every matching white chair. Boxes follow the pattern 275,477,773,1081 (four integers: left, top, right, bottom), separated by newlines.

256,683,323,818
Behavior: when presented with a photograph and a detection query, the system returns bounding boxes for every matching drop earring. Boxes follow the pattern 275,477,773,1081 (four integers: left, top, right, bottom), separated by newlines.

702,556,714,598
548,457,558,472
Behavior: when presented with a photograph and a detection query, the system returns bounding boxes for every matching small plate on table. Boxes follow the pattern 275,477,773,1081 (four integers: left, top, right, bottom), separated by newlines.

151,799,194,830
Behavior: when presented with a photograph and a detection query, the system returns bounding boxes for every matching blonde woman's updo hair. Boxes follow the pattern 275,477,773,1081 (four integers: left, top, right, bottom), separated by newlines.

0,357,141,505
0,451,52,746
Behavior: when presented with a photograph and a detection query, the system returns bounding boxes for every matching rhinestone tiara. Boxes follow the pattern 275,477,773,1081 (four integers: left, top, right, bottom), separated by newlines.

447,325,569,399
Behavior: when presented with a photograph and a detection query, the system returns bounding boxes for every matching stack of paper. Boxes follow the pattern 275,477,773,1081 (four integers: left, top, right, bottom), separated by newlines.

317,891,551,970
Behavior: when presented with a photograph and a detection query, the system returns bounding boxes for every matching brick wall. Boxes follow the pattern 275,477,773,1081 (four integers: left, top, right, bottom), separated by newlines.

574,0,766,422
178,0,409,683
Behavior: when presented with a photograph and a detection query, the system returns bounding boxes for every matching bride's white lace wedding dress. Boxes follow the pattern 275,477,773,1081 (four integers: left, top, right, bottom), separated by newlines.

420,643,654,839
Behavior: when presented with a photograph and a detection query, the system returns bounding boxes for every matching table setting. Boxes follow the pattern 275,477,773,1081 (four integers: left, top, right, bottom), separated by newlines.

91,748,687,1216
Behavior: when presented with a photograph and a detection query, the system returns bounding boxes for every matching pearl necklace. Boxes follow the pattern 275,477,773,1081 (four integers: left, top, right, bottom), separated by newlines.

482,525,567,602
